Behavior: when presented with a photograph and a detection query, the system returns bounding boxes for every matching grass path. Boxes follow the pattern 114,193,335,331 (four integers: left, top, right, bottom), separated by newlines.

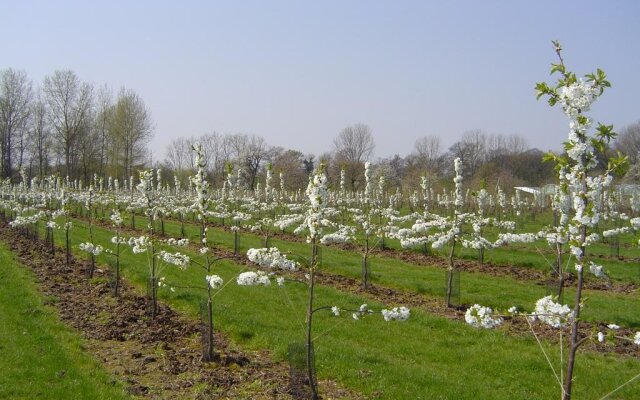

0,241,130,400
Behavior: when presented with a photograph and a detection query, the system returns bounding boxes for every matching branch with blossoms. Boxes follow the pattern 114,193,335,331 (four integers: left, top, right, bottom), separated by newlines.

326,303,410,322
465,296,640,398
533,41,627,400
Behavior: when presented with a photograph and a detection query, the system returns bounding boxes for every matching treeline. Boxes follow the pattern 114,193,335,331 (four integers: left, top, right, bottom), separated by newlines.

163,121,640,193
161,124,559,193
0,68,152,182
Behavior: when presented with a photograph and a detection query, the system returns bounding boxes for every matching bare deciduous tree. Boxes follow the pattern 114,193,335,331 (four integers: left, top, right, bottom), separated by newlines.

486,133,527,158
0,69,33,178
108,87,153,181
414,135,442,173
94,85,113,176
448,129,486,177
43,70,93,178
165,136,193,179
28,95,50,178
333,123,375,189
333,123,375,164
225,133,269,189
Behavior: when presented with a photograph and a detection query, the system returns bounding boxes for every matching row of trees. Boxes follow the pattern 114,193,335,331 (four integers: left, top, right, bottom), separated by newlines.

164,133,314,190
162,124,559,193
165,117,640,194
0,68,152,181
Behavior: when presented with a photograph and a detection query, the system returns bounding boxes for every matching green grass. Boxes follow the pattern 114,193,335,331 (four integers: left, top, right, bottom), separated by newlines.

39,216,640,399
0,241,130,400
118,214,640,328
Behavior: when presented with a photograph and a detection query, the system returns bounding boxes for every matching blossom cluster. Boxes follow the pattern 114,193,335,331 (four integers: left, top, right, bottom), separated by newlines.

158,250,190,269
206,274,223,289
320,225,355,245
110,210,123,227
166,238,189,247
532,296,573,328
191,143,210,216
236,271,272,286
157,276,174,292
246,247,298,271
453,158,464,208
465,304,503,329
9,212,44,227
381,306,410,321
303,165,328,241
352,304,372,320
128,235,150,254
79,242,104,256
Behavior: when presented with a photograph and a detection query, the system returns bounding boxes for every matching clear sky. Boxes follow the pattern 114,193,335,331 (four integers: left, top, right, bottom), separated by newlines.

2,0,639,161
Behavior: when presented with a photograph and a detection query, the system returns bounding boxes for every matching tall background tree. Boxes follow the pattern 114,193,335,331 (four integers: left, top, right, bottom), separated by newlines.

333,123,375,190
107,88,153,181
28,93,50,178
43,70,93,179
0,69,33,179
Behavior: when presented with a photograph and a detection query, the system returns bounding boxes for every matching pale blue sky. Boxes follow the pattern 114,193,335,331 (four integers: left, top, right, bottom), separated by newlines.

2,1,639,161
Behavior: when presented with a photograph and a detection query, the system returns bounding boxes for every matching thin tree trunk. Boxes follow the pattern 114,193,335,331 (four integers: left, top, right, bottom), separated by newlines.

446,239,457,308
306,238,319,400
562,267,584,400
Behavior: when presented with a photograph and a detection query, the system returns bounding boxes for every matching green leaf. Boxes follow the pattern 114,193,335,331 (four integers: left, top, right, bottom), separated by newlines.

591,138,605,154
542,152,557,163
550,63,565,75
577,115,588,126
596,123,616,142
535,82,551,100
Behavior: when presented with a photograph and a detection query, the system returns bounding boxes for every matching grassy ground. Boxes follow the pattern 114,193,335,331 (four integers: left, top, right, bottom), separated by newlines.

0,241,130,400
36,214,640,400
122,214,640,329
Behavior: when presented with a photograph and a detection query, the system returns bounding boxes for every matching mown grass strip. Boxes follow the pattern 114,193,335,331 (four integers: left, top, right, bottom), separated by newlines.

0,241,130,400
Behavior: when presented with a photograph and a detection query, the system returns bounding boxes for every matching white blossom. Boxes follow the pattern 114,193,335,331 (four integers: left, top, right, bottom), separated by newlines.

79,242,104,256
128,235,150,254
589,262,605,278
465,304,503,329
236,271,271,286
159,250,190,269
381,306,410,322
110,210,123,227
206,274,223,289
246,247,298,271
532,296,573,328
